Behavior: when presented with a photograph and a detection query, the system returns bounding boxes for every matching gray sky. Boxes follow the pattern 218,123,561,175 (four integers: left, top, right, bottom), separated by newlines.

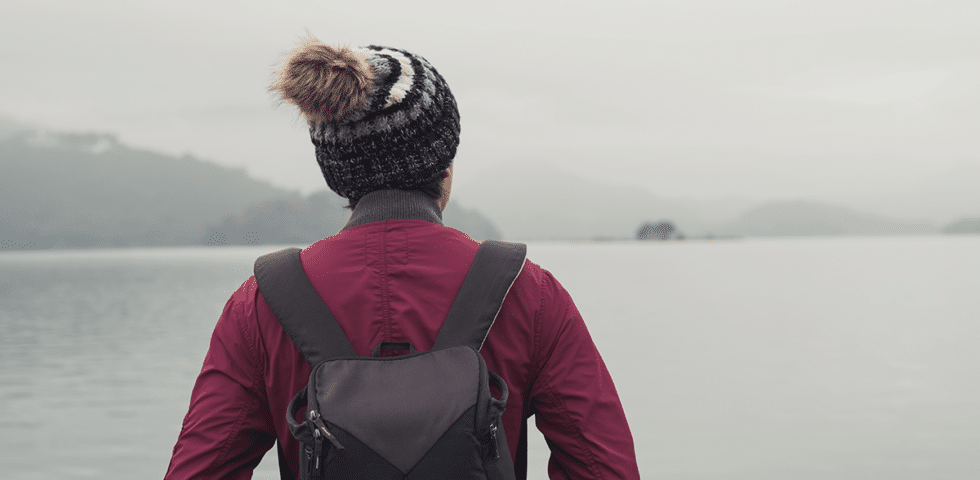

2,0,978,199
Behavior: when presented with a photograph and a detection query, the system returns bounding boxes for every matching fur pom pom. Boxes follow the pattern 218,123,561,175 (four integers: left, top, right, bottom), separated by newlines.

273,36,375,123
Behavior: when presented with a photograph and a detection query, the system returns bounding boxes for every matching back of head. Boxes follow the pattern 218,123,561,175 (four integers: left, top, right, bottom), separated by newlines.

273,36,460,203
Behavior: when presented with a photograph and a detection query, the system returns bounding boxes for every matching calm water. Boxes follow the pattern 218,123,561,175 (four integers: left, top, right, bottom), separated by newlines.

1,237,978,479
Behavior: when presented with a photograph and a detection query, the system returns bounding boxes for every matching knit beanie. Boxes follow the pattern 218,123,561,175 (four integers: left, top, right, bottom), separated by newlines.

273,36,460,201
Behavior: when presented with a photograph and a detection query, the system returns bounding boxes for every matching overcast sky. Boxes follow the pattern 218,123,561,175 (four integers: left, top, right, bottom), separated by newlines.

2,0,978,200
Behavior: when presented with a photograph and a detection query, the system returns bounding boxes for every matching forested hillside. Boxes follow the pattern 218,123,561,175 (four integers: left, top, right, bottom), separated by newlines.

0,127,500,249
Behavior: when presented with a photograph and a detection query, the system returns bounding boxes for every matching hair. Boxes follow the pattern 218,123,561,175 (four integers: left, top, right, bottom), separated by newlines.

345,176,443,210
271,36,375,123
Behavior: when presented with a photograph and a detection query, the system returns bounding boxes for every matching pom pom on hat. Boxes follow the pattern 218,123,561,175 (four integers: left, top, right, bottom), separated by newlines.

272,36,460,202
272,35,375,123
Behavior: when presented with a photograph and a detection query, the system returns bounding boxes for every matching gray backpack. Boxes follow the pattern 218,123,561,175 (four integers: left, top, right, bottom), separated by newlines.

254,240,526,479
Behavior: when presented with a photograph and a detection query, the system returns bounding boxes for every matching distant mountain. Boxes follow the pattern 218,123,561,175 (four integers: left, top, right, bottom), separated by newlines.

200,192,348,246
942,217,980,234
455,160,947,240
0,121,501,249
1,129,291,248
0,115,33,141
4,116,964,247
200,194,501,245
717,201,937,237
811,164,980,226
455,160,710,240
442,201,502,241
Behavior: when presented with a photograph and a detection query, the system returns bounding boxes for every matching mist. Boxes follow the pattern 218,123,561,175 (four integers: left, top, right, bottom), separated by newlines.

2,0,978,210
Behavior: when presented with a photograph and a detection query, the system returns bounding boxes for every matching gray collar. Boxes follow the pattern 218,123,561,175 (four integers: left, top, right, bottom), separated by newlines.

343,189,444,230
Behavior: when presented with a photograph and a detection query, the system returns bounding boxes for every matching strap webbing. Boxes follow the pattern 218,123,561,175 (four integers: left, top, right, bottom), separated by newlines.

255,240,526,366
432,240,527,352
254,248,357,366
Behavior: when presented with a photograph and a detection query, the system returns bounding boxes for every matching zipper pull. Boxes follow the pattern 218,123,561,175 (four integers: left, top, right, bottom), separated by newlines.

313,429,323,470
488,423,500,459
309,410,346,451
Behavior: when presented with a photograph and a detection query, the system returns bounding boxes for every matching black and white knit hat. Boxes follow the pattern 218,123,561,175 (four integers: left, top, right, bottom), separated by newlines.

273,37,460,201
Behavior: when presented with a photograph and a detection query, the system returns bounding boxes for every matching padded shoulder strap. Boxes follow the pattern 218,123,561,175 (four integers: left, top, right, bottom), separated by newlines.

432,240,527,352
254,248,357,366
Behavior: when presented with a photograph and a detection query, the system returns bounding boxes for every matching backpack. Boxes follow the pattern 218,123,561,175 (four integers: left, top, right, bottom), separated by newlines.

254,240,526,480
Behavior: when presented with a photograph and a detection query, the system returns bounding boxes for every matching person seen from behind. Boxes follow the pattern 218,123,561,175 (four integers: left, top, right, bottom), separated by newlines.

165,35,640,479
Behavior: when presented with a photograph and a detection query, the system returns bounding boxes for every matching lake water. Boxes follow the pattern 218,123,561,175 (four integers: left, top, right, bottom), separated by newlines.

1,237,978,479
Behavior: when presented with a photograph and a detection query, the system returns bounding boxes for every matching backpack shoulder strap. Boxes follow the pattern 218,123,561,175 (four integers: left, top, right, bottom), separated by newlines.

254,248,357,366
432,240,528,352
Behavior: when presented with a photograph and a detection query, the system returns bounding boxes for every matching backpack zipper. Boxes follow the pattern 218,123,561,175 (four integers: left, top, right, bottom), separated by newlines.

485,422,500,460
312,429,323,480
307,410,345,480
305,443,314,479
308,410,345,451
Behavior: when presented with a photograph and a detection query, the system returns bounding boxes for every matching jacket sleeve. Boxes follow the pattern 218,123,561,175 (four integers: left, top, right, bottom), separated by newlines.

165,284,277,479
529,270,640,479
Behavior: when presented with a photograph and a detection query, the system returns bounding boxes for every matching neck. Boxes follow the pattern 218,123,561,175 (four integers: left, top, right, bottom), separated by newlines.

343,190,444,231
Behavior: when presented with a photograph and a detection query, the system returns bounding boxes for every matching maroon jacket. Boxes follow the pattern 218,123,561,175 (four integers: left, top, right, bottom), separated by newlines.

166,190,639,479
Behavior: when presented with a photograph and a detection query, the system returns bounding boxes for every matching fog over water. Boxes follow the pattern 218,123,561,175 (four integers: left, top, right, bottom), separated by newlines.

1,238,978,478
